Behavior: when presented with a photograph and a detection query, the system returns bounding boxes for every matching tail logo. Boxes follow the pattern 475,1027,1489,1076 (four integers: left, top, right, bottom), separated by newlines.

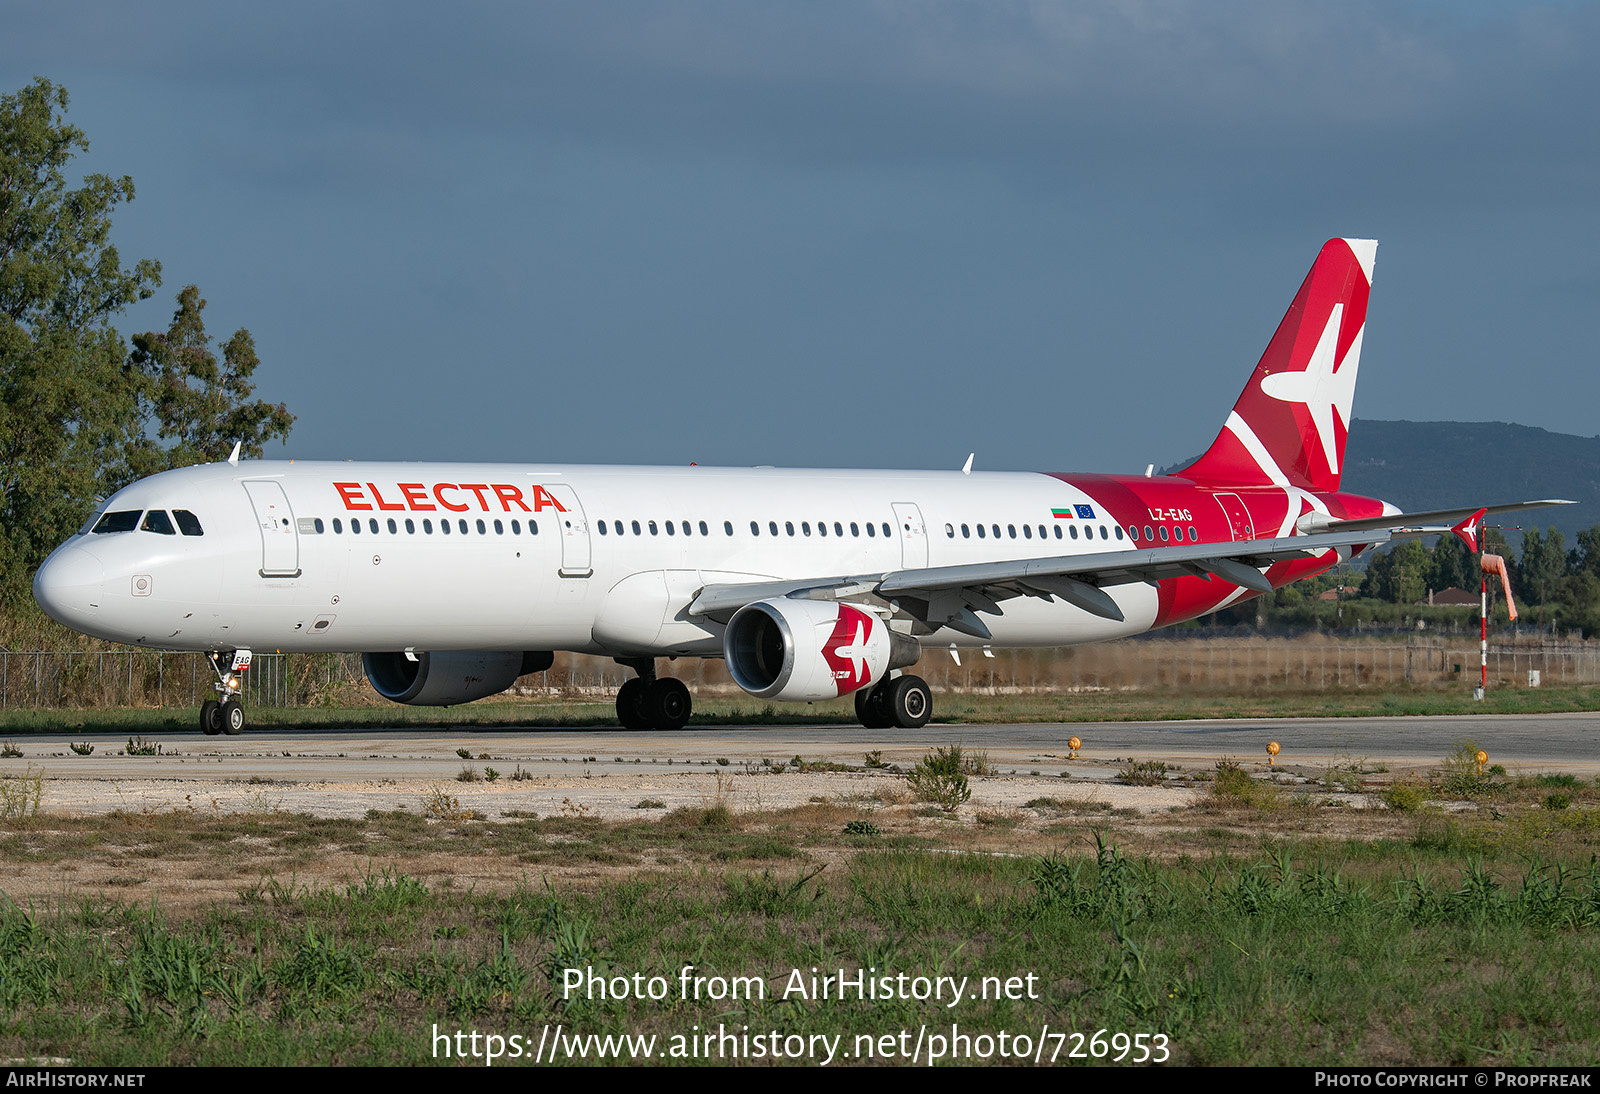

1259,302,1359,476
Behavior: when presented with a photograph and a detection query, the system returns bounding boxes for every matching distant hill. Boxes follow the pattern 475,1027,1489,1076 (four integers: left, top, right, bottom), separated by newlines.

1164,420,1600,547
1342,421,1599,546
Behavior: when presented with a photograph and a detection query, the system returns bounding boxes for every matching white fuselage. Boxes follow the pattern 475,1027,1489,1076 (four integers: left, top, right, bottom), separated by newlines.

34,460,1162,656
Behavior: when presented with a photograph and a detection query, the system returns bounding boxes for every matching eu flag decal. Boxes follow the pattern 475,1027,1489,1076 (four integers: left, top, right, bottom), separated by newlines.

1075,504,1096,519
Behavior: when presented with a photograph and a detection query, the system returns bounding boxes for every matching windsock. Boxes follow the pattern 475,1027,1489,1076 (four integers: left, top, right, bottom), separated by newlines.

1480,553,1518,622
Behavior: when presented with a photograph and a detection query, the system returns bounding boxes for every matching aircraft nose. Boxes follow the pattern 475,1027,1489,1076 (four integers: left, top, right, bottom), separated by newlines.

33,543,105,627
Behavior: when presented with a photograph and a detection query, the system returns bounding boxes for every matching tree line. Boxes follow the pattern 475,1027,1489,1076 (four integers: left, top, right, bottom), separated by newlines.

1,78,293,615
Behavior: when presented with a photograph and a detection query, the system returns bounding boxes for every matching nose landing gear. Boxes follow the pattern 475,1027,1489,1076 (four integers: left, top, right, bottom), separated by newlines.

201,650,252,735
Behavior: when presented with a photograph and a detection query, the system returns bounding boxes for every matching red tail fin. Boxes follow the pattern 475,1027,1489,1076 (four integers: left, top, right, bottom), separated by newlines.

1180,238,1376,493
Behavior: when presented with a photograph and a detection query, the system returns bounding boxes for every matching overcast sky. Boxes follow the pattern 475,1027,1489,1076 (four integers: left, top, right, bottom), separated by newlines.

9,2,1598,474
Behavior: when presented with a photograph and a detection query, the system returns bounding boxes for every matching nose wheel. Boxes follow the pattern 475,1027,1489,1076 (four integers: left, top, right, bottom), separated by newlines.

201,650,252,734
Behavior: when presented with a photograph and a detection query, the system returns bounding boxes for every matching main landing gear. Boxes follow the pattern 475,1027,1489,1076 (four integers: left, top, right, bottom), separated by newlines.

614,658,692,732
854,673,933,730
200,650,251,736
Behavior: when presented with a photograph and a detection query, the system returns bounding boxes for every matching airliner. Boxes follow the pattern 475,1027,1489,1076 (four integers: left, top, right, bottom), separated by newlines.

31,239,1567,735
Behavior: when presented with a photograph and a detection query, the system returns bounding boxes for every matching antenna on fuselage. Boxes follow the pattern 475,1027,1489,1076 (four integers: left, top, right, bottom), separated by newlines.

227,441,241,466
962,453,974,475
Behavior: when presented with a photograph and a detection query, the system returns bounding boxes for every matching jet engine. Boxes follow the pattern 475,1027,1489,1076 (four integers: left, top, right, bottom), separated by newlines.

723,598,919,702
362,650,554,706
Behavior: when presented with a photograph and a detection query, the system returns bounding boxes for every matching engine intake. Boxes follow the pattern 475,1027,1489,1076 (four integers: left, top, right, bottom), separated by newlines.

363,650,553,706
724,598,918,702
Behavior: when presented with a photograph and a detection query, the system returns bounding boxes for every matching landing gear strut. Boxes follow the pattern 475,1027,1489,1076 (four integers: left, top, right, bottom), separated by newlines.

854,673,932,730
202,650,251,735
614,658,693,731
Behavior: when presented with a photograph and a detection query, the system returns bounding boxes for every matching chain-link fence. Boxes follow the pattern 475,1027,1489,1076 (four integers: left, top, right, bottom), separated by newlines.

4,637,1597,709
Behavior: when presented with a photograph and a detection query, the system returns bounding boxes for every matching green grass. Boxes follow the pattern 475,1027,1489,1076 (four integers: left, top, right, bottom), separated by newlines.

0,808,1598,1065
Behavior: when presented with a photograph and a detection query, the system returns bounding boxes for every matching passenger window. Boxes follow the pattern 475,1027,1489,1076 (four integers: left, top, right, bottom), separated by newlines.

1070,524,1079,540
473,519,484,534
883,523,891,538
1115,526,1124,541
92,511,141,534
850,522,859,537
494,519,503,534
614,521,623,535
1054,525,1062,539
633,520,642,536
834,522,843,537
801,522,810,537
769,521,778,536
369,518,380,534
750,521,759,536
597,521,607,536
174,510,205,536
700,521,709,536
388,518,399,534
333,518,343,534
724,521,733,536
785,522,794,536
961,524,970,538
440,520,449,535
866,522,875,537
1101,526,1109,540
405,518,415,534
141,510,176,535
649,521,658,535
1159,525,1169,542
424,519,433,534
458,519,468,534
946,523,955,538
1023,524,1032,539
1189,526,1198,542
1144,525,1154,541
818,521,827,538
530,521,538,535
352,520,362,535
665,521,675,536
976,524,985,539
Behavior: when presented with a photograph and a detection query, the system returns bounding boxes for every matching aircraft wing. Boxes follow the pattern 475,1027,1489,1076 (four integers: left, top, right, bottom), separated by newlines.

688,528,1387,639
1301,499,1575,539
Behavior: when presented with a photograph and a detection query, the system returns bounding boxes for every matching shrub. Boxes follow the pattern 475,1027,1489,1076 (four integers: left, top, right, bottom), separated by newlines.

907,746,972,812
1208,760,1280,810
1380,779,1428,812
1116,760,1168,787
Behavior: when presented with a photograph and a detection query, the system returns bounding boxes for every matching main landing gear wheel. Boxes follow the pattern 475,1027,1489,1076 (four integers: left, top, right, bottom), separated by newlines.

200,700,223,735
616,678,651,731
220,698,246,735
887,675,932,729
855,675,933,730
644,678,692,732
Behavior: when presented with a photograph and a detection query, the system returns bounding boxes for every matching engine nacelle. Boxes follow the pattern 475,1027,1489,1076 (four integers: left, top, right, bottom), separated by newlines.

362,650,553,706
724,598,919,702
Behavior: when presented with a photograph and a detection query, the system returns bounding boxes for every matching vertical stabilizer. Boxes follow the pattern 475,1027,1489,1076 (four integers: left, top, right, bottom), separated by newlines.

1179,238,1376,493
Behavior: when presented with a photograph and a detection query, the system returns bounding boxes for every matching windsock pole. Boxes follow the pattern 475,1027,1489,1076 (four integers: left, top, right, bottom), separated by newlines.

1451,510,1489,700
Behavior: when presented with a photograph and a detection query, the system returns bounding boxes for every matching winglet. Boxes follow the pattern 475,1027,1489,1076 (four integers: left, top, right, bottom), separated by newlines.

227,440,242,466
1452,508,1487,553
962,453,974,475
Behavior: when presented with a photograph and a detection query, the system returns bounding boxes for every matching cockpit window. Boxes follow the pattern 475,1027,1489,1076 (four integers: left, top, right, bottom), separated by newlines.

174,510,204,536
77,509,104,536
92,510,141,534
141,510,176,535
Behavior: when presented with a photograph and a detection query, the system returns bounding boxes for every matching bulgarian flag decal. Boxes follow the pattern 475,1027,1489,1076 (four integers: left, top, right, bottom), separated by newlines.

1051,508,1074,519
1053,505,1096,519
